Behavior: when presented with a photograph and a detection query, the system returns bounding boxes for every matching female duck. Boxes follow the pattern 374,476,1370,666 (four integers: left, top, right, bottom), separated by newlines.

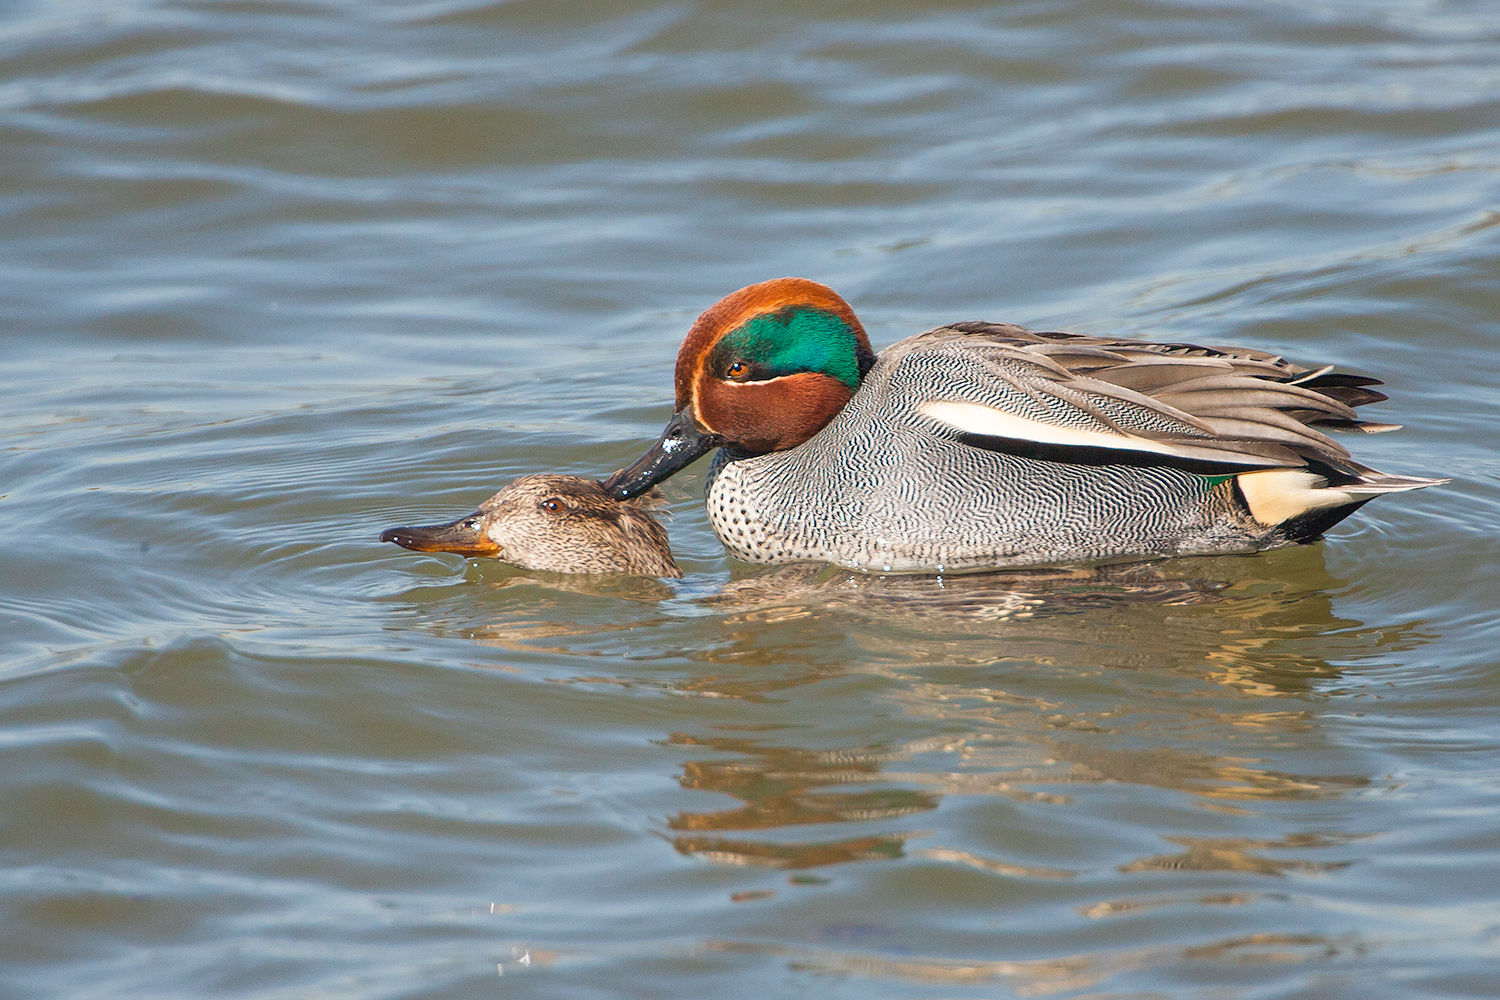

605,278,1443,573
382,474,681,578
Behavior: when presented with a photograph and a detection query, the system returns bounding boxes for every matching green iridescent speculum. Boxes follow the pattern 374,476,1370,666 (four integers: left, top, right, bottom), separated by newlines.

713,307,863,390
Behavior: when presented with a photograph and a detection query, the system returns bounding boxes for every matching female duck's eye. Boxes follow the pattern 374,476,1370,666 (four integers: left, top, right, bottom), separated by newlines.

726,361,748,380
541,499,562,513
462,518,480,530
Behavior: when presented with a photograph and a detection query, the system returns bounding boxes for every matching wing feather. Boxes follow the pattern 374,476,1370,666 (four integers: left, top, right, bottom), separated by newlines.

887,322,1402,477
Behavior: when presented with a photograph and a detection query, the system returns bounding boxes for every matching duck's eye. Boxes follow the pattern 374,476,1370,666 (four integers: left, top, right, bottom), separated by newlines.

541,499,562,513
462,518,480,530
725,361,749,381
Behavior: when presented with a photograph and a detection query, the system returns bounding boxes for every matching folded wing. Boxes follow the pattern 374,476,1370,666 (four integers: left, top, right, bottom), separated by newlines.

894,322,1410,481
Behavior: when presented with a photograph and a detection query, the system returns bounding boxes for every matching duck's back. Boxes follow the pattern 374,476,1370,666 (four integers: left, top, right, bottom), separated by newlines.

705,323,1436,572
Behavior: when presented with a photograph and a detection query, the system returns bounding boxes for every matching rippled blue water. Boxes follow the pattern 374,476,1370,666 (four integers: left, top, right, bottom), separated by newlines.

3,1,1499,997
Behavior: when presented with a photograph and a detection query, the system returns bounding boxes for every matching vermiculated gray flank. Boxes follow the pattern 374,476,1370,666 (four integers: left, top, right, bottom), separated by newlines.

704,322,1441,572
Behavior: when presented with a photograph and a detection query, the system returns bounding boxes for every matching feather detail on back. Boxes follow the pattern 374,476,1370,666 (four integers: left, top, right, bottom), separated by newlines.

895,322,1423,481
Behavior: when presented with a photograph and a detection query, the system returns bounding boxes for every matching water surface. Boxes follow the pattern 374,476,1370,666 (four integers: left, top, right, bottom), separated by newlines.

3,1,1500,997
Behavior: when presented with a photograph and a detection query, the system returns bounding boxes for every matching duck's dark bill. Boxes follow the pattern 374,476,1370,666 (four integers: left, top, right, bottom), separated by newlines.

604,409,721,499
379,514,500,557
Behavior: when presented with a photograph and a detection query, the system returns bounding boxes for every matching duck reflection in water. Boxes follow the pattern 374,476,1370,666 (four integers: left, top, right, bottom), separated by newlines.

666,732,939,870
382,483,1428,987
533,551,1420,885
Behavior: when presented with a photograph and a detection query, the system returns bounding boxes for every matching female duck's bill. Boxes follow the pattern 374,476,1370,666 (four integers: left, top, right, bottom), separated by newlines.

381,474,681,578
604,277,1446,574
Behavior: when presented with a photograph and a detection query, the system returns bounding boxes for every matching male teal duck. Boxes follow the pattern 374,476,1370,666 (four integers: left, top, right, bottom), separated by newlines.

381,474,681,578
605,278,1445,573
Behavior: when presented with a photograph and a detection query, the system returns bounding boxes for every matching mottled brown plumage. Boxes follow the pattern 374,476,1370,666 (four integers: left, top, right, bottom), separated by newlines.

381,475,680,578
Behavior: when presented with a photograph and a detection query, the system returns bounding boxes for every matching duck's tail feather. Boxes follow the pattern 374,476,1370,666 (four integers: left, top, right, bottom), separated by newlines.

1234,469,1448,529
1337,473,1452,495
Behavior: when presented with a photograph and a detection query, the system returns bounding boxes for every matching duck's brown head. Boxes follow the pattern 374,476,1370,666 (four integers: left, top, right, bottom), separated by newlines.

604,278,876,499
381,474,681,578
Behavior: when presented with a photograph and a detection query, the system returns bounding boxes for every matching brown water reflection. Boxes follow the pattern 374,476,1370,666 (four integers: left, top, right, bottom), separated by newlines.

408,548,1428,881
664,718,1372,874
1043,742,1370,802
1119,832,1364,876
667,733,939,830
704,560,1228,623
673,832,912,870
706,929,1364,995
422,557,1238,687
411,549,1425,886
640,552,1423,885
666,732,938,868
